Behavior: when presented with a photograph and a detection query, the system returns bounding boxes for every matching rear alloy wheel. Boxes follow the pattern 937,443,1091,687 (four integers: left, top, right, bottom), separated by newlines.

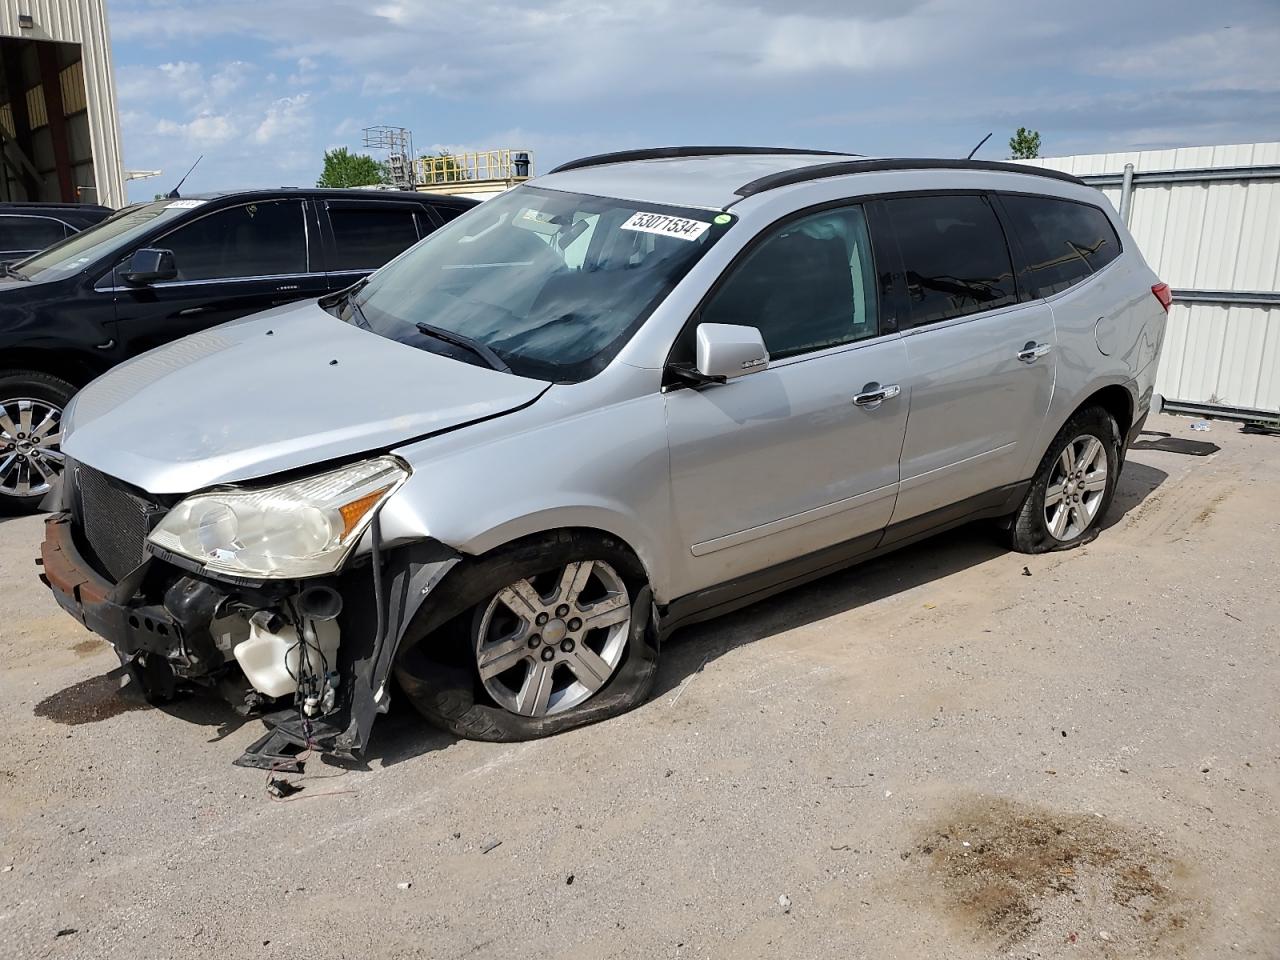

475,560,632,718
0,376,71,511
1007,405,1120,554
1043,434,1109,541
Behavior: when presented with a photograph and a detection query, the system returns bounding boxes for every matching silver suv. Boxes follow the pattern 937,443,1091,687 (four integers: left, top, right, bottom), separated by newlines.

40,148,1169,764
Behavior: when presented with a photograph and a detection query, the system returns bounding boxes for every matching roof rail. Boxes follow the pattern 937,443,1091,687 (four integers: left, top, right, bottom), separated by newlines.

549,146,856,175
734,158,1086,197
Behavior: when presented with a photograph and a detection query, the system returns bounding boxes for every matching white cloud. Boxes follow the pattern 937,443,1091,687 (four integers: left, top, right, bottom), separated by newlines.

253,94,312,144
108,0,1004,100
155,112,237,145
1088,26,1280,93
117,56,320,197
372,3,410,23
287,57,318,86
109,0,1280,197
208,61,254,100
158,60,205,99
331,117,361,138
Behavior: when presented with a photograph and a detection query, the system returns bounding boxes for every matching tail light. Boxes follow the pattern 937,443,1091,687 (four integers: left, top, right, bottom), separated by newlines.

1152,282,1172,312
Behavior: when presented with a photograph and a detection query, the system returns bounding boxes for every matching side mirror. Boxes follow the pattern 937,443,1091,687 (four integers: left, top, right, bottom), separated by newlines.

696,323,769,381
121,247,177,285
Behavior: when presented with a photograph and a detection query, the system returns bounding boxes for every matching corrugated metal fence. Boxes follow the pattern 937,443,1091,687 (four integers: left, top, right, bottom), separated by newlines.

1022,142,1280,418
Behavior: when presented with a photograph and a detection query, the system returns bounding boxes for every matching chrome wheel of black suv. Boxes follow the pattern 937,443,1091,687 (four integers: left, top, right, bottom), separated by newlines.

0,372,74,510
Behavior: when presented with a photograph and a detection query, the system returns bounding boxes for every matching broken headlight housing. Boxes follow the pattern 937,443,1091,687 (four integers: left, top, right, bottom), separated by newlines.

148,457,408,579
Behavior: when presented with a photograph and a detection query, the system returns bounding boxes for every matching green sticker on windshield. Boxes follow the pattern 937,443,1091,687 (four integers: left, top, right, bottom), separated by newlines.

714,214,733,225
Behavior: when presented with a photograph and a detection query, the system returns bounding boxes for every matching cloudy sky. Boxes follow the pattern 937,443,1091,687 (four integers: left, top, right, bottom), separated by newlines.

109,0,1280,201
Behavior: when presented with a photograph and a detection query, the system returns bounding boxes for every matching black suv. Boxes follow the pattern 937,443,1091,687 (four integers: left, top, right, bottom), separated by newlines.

0,187,476,509
0,202,113,264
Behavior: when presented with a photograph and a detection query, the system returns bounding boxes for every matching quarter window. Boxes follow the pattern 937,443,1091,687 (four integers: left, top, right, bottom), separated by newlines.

1001,195,1122,297
433,205,467,224
159,200,307,281
0,215,67,252
885,194,1016,327
700,205,879,359
328,204,421,271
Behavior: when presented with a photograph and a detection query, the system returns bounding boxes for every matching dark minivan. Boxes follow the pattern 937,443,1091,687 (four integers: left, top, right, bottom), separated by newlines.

0,188,476,509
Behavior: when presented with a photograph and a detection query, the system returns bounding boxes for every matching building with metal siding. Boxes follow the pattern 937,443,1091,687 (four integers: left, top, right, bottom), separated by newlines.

0,0,125,208
1021,143,1280,418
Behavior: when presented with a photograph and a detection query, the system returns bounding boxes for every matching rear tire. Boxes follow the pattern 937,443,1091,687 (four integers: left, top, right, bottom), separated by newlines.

395,532,660,742
1007,406,1120,554
0,371,75,513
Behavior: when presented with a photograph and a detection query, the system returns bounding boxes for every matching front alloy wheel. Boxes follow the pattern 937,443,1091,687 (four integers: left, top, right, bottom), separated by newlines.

0,397,64,501
475,560,632,718
1043,434,1108,540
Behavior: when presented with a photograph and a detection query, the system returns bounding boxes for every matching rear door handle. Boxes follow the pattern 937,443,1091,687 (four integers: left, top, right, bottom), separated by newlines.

1017,341,1052,363
853,383,901,407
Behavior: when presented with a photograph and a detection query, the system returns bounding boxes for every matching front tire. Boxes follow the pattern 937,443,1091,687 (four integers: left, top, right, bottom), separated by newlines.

396,532,660,742
1008,406,1120,554
0,371,75,512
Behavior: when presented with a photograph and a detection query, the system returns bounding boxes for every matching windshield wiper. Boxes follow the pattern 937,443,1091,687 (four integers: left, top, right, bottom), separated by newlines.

343,290,372,329
415,321,511,373
2,262,30,281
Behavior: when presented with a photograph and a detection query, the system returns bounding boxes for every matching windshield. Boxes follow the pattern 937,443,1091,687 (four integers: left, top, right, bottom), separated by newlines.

344,185,732,381
12,199,199,281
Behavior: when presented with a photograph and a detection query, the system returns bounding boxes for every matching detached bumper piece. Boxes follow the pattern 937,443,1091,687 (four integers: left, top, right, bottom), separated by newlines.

233,709,346,773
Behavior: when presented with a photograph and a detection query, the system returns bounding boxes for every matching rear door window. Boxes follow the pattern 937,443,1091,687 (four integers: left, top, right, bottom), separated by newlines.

1000,195,1122,297
884,194,1017,327
328,203,422,270
158,199,307,281
0,215,68,252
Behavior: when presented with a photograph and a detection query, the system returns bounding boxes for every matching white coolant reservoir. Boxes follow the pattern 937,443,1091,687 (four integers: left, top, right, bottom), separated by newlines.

233,617,340,699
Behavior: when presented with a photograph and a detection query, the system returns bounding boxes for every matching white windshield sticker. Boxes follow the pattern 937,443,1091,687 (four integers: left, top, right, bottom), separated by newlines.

165,199,207,209
621,211,710,242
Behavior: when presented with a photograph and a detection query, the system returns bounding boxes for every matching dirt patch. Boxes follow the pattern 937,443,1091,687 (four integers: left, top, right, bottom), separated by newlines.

910,796,1198,955
71,638,103,658
34,673,147,725
1193,490,1229,526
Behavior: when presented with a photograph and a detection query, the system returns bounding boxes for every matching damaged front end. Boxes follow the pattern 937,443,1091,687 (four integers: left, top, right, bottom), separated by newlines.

39,458,459,768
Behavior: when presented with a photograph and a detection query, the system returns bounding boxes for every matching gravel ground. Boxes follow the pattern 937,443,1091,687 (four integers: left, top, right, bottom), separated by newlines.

1,412,1277,960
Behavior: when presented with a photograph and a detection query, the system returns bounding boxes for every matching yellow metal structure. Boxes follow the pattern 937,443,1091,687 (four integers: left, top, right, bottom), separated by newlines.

417,149,533,194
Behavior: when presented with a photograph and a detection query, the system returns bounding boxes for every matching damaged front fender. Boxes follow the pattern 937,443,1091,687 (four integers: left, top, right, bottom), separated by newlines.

329,530,461,758
238,532,463,768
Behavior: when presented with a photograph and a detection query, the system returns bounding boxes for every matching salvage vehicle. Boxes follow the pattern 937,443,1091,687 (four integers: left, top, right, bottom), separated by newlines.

0,201,113,264
39,148,1169,766
0,187,475,509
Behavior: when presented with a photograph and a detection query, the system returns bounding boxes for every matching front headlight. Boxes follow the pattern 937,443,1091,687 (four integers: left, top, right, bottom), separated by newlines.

148,457,408,579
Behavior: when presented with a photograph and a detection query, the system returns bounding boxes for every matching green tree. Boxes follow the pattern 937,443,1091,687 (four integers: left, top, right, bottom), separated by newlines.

316,147,385,188
1009,127,1042,160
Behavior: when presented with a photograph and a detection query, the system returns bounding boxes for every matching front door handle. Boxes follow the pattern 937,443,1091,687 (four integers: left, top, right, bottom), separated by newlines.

95,339,115,350
1018,341,1053,363
853,382,901,407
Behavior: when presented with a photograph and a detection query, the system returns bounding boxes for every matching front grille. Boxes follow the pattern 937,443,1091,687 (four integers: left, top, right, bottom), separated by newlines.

71,462,164,583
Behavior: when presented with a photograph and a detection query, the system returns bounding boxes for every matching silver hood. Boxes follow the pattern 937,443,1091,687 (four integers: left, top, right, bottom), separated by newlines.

62,300,549,494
